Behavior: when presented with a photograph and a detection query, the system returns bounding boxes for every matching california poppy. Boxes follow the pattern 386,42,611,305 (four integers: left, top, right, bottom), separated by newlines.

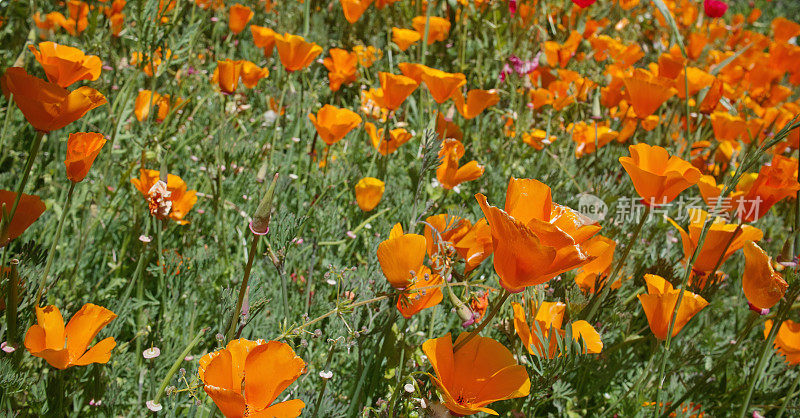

422,333,530,415
668,209,763,275
453,218,493,273
436,138,484,189
412,16,451,44
574,235,618,293
214,59,242,94
764,320,800,365
743,241,787,310
0,190,46,247
397,266,443,318
736,155,800,222
398,62,427,84
64,132,106,182
323,48,358,92
392,27,421,51
134,90,177,122
33,12,67,39
521,129,557,150
274,33,322,72
423,214,472,259
543,31,582,68
131,169,197,225
308,105,362,146
512,300,603,357
675,67,715,99
250,25,277,58
228,4,253,35
354,177,385,211
377,223,426,289
436,112,463,141
568,121,619,158
199,339,306,417
340,0,373,23
622,68,675,118
619,143,701,206
419,67,466,104
453,89,499,119
364,122,413,155
638,274,708,340
353,45,382,68
239,60,269,88
61,0,89,36
375,72,417,110
773,17,800,43
24,303,117,369
1,67,106,132
476,177,598,293
28,42,102,88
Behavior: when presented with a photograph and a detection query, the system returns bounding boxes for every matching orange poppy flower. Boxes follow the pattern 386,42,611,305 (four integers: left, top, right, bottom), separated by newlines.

436,112,463,141
199,339,306,417
134,90,175,122
322,48,358,92
61,0,89,36
340,0,373,23
411,16,451,44
453,89,499,119
419,67,466,104
657,52,685,80
250,25,277,58
64,132,106,182
422,333,530,415
0,190,46,247
476,177,599,293
33,12,67,39
698,79,724,114
392,27,421,51
353,45,382,68
619,143,701,206
453,218,493,273
24,303,117,370
109,12,124,37
436,138,484,190
214,59,242,94
376,72,417,110
764,320,800,365
637,274,708,340
543,31,582,68
736,155,800,222
397,62,427,84
512,300,603,357
675,67,715,99
622,68,675,118
1,67,106,132
228,3,253,35
28,42,101,88
354,177,385,211
772,17,800,43
743,241,787,310
131,169,197,225
377,223,426,289
130,48,171,77
521,129,557,150
308,105,362,146
668,209,763,275
423,214,472,258
364,123,413,155
274,33,323,72
574,235,618,294
397,266,443,318
568,121,619,158
240,60,269,88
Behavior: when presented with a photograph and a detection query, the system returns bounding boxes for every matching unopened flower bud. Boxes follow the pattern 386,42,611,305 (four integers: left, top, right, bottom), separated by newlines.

250,173,279,235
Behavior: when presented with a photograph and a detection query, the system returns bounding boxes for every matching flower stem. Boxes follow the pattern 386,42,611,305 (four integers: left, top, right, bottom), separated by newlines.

225,233,261,342
776,366,800,418
310,342,337,418
34,181,76,307
453,289,510,352
584,205,651,322
152,327,208,407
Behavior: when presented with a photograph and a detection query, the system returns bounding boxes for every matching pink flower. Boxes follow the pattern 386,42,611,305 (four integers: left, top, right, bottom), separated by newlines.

572,0,596,7
703,0,727,18
508,0,517,15
500,54,539,82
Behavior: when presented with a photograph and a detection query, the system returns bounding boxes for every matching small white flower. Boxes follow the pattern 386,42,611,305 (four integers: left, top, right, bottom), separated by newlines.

404,383,415,393
143,347,161,359
1,342,15,353
146,400,162,412
139,235,152,243
326,278,337,286
319,370,333,379
289,174,299,180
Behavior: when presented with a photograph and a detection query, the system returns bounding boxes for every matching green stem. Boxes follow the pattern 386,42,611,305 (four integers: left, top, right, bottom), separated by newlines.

225,233,260,341
453,290,510,352
4,259,20,345
1,131,44,240
34,182,76,307
776,366,800,418
152,327,208,407
310,343,337,418
584,205,651,321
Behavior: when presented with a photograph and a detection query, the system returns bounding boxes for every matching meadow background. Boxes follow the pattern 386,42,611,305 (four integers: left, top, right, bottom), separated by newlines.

1,0,800,416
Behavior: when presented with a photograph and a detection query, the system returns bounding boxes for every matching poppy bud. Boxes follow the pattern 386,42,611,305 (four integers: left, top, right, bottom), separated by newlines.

446,286,477,327
250,173,279,235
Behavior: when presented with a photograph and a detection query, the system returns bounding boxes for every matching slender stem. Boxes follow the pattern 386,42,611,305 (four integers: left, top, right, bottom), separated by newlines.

0,131,44,242
453,290,510,352
4,259,20,345
737,315,783,417
152,327,208,406
310,343,337,418
34,182,76,307
225,233,261,341
584,205,651,321
776,366,800,418
0,93,14,160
